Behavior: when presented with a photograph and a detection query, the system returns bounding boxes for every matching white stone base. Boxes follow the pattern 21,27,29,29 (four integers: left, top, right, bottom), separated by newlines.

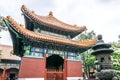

18,78,44,80
67,77,83,80
18,77,83,80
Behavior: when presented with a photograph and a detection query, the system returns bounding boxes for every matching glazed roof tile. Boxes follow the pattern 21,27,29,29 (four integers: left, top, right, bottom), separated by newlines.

21,5,87,32
4,16,97,48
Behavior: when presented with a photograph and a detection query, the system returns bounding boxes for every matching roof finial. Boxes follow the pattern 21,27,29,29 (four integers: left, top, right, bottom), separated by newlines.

74,24,77,26
49,11,53,16
31,11,34,13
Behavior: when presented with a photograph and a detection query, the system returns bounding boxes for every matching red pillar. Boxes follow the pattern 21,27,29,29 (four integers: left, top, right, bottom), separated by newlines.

1,67,6,80
44,54,46,80
63,56,67,80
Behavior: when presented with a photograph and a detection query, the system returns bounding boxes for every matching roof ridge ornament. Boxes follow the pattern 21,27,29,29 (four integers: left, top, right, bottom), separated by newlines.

49,11,53,16
73,24,77,26
20,24,24,27
31,11,34,13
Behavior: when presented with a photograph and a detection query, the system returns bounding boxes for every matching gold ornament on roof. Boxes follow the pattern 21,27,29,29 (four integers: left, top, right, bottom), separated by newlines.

49,11,53,16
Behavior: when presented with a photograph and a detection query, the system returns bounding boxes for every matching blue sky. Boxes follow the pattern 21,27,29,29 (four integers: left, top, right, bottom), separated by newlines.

0,0,120,45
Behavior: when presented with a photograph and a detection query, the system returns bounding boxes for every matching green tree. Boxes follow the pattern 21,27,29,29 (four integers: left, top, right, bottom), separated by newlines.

0,16,6,32
0,15,7,38
118,35,120,39
0,15,7,60
81,50,96,78
76,30,96,40
111,40,120,77
76,30,96,78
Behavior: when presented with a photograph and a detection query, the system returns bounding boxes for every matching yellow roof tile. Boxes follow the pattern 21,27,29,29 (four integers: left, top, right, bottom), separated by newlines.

21,5,87,33
4,16,97,48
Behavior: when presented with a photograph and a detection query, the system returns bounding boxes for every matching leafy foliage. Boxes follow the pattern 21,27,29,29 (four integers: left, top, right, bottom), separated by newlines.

111,40,120,77
76,30,96,40
76,30,96,77
81,50,96,76
0,16,7,59
0,16,7,32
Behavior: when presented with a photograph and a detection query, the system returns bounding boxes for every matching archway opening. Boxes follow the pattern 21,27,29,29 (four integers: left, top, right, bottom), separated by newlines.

6,68,19,80
46,54,64,71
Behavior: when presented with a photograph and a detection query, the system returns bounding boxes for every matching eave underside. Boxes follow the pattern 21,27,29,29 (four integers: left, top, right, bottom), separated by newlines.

7,27,88,56
6,29,88,56
23,14,82,38
4,20,23,56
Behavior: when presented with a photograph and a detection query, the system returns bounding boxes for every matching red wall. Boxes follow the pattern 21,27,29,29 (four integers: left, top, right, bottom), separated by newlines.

18,57,83,78
67,60,83,77
19,57,45,78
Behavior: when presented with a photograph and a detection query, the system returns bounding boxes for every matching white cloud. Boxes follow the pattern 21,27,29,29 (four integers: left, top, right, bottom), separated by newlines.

52,0,120,42
0,31,12,45
0,0,120,45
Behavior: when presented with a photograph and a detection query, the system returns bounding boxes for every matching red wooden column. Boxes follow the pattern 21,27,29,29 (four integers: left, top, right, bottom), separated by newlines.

63,56,67,80
1,67,6,80
44,53,47,80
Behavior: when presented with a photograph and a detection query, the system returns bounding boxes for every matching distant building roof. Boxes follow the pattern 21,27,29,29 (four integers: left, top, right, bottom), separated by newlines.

0,44,20,60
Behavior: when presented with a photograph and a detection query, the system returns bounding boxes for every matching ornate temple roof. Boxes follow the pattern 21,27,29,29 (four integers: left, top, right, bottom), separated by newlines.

4,16,97,48
21,5,86,33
